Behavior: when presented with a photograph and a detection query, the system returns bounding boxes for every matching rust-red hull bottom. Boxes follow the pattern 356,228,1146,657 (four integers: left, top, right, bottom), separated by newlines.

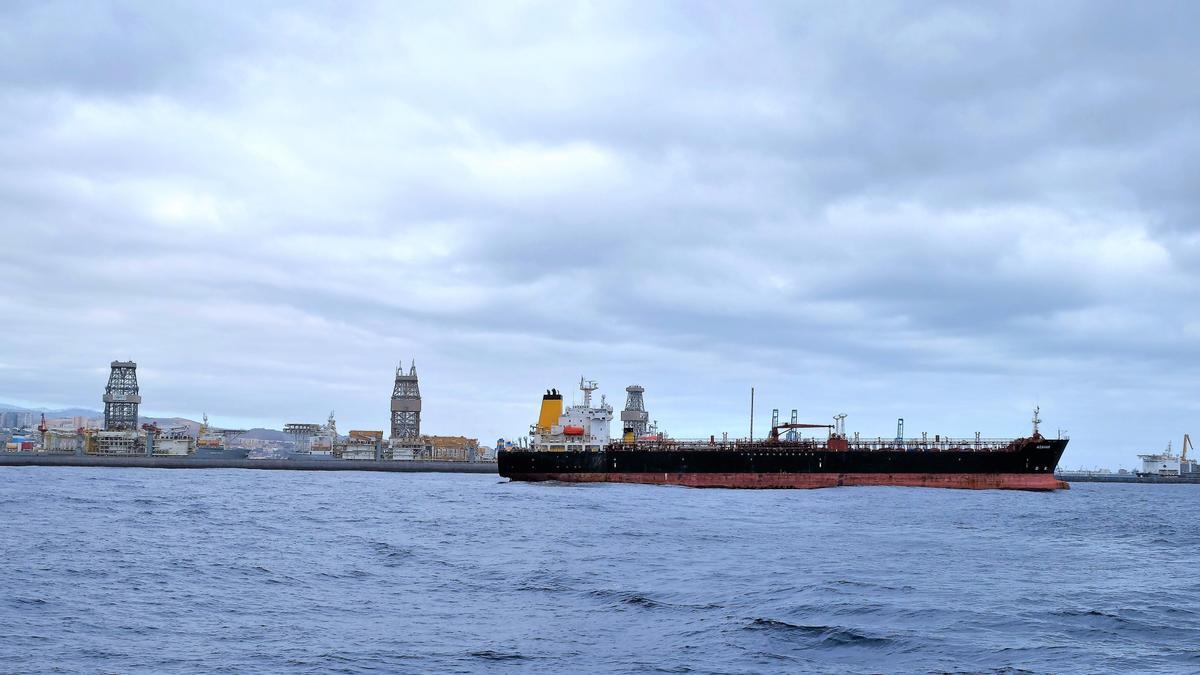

509,472,1069,491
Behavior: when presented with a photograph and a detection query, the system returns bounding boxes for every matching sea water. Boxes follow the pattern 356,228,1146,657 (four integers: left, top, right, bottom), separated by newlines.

1,468,1198,673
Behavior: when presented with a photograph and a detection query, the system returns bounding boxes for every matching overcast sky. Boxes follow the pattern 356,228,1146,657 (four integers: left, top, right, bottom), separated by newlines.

2,1,1197,467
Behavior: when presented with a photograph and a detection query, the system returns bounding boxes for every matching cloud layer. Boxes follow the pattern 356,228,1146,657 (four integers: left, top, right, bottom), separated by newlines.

2,1,1198,467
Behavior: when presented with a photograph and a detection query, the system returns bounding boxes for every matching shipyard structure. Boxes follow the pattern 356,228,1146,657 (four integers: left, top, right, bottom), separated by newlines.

280,362,482,462
34,361,250,458
15,358,484,463
1135,435,1198,477
499,378,1070,490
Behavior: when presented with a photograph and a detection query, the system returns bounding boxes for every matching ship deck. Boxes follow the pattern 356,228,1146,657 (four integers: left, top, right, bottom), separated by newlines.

604,436,1051,453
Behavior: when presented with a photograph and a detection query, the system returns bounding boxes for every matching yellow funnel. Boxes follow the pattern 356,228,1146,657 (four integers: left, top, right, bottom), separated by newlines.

537,390,563,431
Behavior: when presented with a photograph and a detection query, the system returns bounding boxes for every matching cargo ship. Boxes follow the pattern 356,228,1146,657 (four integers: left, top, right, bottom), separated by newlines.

498,379,1069,491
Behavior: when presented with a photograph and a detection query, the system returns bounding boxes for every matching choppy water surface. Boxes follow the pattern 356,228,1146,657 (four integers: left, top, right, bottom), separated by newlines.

1,469,1198,673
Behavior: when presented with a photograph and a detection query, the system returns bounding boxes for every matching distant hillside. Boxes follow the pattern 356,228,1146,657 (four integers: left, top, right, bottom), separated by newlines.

142,417,201,435
242,428,288,441
51,408,104,418
0,403,102,417
1,402,295,440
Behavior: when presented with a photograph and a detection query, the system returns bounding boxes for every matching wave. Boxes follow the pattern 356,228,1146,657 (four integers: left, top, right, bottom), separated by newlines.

587,588,667,608
370,541,415,564
745,618,895,647
469,650,529,661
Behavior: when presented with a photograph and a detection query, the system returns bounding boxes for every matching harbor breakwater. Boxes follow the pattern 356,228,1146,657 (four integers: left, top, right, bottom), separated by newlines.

1056,472,1200,484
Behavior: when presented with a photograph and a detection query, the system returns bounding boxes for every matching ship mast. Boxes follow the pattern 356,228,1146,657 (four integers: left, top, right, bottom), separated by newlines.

1032,406,1042,438
579,377,598,408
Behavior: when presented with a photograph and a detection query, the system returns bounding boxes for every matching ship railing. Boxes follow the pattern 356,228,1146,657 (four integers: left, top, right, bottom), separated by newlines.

608,437,1028,452
843,438,1022,452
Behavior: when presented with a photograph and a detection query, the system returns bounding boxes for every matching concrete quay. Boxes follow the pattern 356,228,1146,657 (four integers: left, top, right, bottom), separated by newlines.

0,453,498,473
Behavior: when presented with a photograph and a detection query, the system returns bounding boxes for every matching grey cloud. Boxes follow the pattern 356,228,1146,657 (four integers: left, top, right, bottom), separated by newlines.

2,1,1199,466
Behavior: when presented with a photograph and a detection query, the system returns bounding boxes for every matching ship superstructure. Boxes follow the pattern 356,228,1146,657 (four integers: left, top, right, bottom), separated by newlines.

531,378,614,452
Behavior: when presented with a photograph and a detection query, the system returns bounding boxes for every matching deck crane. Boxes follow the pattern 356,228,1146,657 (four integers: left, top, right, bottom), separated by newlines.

768,422,834,443
1184,434,1193,462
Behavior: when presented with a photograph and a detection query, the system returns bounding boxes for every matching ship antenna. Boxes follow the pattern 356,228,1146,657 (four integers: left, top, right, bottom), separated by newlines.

749,387,755,442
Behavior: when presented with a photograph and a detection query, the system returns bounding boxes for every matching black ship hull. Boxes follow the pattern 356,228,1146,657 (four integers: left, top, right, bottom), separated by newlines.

499,437,1069,490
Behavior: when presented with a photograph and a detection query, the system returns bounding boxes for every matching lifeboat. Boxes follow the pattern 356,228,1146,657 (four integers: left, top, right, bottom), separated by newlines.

563,425,585,436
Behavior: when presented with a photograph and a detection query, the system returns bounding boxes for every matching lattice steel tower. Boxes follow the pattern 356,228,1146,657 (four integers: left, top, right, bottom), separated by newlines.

390,361,421,440
103,360,141,431
621,385,649,437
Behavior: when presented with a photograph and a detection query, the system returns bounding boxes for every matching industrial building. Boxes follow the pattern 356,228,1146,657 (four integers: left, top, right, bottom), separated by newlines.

337,430,385,460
